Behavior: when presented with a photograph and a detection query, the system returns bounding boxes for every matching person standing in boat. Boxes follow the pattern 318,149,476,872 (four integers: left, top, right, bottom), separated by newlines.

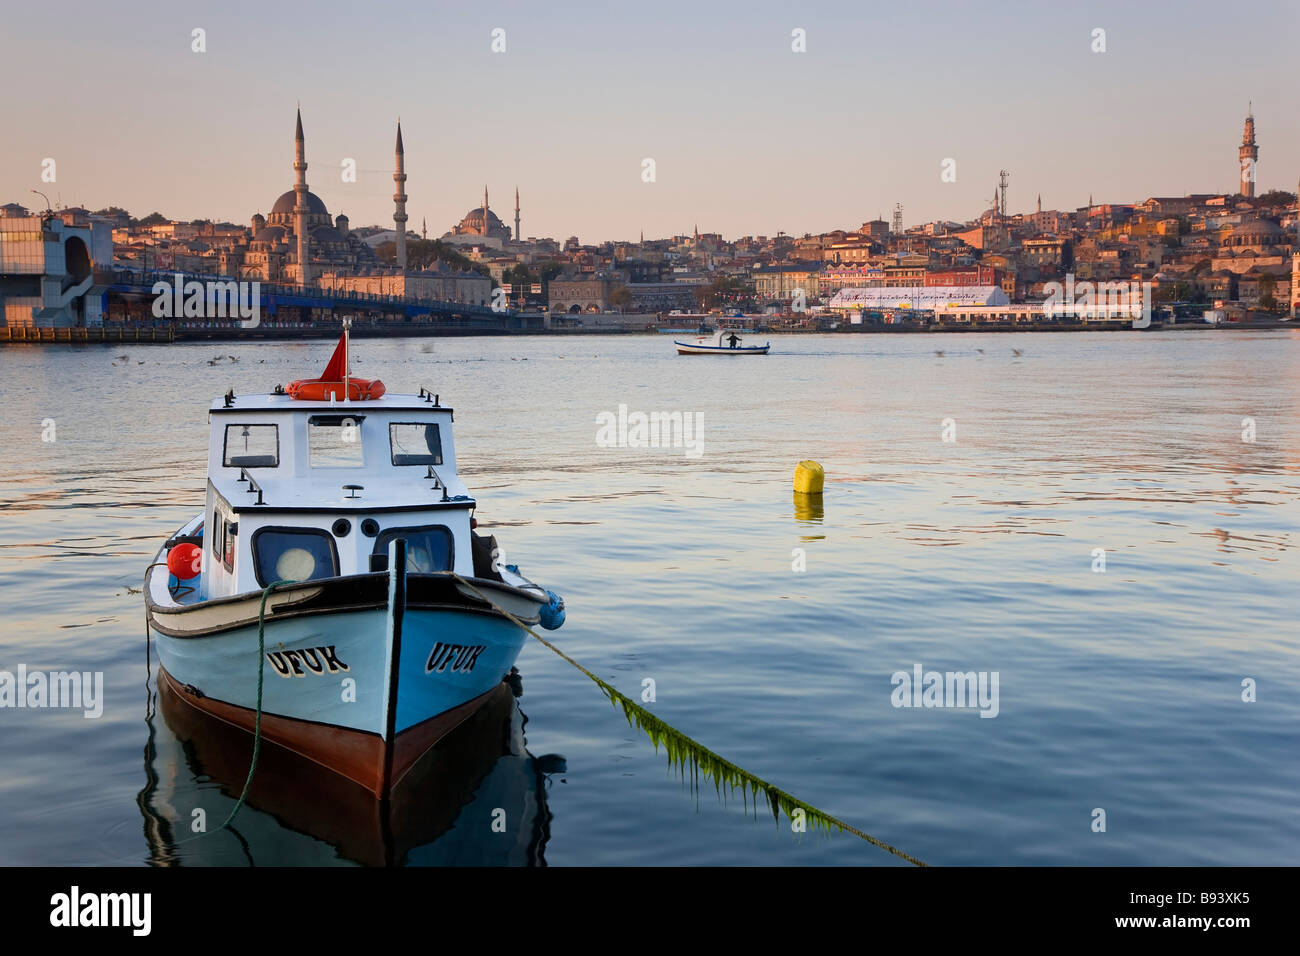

727,332,740,348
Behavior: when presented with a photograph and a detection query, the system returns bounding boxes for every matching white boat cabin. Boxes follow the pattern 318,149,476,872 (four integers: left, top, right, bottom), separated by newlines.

199,388,473,599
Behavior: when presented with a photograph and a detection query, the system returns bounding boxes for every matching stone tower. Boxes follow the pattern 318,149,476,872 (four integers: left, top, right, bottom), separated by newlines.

394,121,408,271
293,108,311,287
1239,104,1258,199
481,186,489,236
514,186,520,242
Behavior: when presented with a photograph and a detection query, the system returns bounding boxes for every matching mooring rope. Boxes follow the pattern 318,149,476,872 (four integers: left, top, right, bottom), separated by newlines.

144,575,287,853
213,579,289,831
447,571,927,866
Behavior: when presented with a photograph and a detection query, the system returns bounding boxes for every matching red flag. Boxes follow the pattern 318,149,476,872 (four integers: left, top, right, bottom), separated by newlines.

320,332,347,381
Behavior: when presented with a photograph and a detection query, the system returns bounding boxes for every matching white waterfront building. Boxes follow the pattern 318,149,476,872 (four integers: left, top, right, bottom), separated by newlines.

827,285,1010,311
0,207,112,327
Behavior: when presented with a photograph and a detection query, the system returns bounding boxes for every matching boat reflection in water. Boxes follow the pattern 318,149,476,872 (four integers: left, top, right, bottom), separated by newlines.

139,664,563,866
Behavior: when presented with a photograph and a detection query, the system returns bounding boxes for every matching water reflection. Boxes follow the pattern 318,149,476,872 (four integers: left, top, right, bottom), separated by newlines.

793,491,824,541
137,662,563,866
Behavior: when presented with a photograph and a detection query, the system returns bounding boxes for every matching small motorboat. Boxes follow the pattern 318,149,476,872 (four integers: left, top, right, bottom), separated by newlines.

143,323,565,799
674,328,770,355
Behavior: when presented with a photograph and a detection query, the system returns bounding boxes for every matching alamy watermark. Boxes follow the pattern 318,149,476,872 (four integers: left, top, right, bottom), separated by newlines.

1042,274,1152,328
1,665,103,717
152,274,261,328
50,886,150,936
596,404,704,458
891,663,999,718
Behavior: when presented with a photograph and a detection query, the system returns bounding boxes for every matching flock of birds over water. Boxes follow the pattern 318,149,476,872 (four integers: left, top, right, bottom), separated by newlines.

106,347,1027,366
934,347,1023,357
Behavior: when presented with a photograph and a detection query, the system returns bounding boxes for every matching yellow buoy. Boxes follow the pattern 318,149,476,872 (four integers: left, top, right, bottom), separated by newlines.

793,460,824,495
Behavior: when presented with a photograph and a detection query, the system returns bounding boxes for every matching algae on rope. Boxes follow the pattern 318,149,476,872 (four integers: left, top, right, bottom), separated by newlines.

590,674,926,865
445,571,926,866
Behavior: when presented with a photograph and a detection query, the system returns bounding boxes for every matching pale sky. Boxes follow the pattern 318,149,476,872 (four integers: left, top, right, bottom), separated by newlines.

2,0,1296,242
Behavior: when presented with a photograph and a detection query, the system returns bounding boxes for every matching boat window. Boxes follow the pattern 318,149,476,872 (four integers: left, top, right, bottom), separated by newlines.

211,511,224,560
389,422,443,466
223,429,279,468
223,424,279,468
372,526,453,574
308,415,364,467
252,527,339,586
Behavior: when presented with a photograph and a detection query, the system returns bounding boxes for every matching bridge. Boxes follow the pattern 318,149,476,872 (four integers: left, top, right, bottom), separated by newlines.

101,269,545,336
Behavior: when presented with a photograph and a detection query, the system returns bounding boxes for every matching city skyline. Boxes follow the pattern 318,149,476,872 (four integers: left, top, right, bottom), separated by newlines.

2,0,1298,241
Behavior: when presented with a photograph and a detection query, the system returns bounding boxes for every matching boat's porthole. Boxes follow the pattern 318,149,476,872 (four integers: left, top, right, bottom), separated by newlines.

361,518,380,537
332,518,352,538
275,548,316,583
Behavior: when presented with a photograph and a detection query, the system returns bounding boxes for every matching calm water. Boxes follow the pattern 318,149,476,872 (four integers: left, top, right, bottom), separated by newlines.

0,331,1297,866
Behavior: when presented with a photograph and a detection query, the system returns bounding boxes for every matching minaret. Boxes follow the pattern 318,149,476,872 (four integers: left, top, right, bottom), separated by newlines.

422,217,427,241
293,107,311,287
393,121,408,271
1239,103,1258,199
514,186,520,241
481,186,489,236
1037,193,1042,214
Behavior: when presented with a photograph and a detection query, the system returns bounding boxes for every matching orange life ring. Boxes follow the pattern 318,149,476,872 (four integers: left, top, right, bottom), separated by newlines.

285,378,387,401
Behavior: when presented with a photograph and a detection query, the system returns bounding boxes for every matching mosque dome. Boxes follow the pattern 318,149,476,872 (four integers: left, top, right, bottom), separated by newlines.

457,207,506,233
270,190,330,217
1227,218,1285,246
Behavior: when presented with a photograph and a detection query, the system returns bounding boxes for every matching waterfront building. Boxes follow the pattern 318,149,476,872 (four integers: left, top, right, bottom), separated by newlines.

0,207,112,327
827,285,1009,311
881,255,929,287
752,263,823,301
823,235,879,265
1136,196,1224,217
1019,237,1071,271
820,266,885,294
626,281,700,313
548,272,627,313
924,264,1006,287
317,260,492,307
952,223,1009,251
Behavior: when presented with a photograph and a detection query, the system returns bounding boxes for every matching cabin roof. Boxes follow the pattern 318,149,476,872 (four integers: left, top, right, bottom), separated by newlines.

209,392,453,415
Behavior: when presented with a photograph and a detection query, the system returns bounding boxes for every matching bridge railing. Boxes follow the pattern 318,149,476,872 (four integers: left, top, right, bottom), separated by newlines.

109,267,511,317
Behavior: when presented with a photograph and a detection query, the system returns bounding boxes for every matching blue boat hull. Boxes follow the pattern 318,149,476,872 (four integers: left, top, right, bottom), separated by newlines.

150,588,529,795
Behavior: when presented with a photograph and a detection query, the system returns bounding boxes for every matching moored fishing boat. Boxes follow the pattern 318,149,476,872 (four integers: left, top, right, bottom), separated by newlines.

143,325,565,798
674,328,770,355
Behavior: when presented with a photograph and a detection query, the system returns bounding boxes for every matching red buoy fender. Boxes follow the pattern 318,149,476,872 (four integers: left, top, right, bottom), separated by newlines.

167,542,202,580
